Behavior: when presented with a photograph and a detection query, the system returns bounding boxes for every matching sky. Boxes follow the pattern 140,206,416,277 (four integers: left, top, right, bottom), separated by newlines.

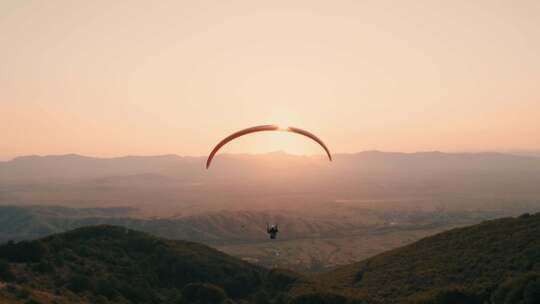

1,0,539,160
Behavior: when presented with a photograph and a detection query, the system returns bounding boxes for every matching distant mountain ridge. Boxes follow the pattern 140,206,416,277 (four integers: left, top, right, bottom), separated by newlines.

2,151,540,181
2,151,539,215
0,153,197,181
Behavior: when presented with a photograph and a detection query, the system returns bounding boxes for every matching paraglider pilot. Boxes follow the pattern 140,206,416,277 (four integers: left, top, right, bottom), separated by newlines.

267,223,279,239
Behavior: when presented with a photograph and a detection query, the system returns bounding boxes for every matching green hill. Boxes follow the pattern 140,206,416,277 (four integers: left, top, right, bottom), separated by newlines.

0,226,303,304
2,214,540,304
292,212,540,303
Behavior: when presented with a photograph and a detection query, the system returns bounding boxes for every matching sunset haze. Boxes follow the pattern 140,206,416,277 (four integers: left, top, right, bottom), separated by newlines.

2,0,539,160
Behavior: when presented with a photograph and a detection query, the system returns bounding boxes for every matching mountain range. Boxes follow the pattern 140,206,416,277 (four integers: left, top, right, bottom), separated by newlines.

1,152,540,216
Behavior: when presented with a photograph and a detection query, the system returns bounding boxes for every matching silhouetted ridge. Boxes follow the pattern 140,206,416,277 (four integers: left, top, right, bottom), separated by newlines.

293,212,540,303
0,225,298,303
2,215,540,303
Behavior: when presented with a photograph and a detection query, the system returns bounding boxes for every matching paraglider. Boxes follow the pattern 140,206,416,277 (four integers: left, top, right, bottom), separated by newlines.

206,124,332,240
267,223,279,239
206,125,332,169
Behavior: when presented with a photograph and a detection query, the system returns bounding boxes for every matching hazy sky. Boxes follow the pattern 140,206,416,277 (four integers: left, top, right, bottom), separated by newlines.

2,0,539,160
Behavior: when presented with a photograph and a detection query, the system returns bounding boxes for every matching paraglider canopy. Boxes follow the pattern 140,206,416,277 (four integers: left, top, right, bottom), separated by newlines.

206,125,332,169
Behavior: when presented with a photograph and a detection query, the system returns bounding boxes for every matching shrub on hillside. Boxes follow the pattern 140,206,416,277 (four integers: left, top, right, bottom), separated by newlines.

266,268,305,292
524,279,540,304
408,288,481,304
491,273,540,304
0,241,46,263
222,271,261,298
181,282,228,304
66,274,91,293
32,261,53,274
290,292,349,304
0,259,15,281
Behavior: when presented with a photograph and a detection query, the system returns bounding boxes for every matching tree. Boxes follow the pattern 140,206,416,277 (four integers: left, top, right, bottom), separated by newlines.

0,241,46,263
524,279,540,304
290,292,349,304
0,259,14,281
181,283,228,304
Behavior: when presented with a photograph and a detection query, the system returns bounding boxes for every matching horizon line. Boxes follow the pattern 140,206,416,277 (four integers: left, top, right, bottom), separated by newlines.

3,149,540,162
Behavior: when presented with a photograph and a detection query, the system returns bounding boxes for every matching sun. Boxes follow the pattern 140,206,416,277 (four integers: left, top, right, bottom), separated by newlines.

234,112,315,156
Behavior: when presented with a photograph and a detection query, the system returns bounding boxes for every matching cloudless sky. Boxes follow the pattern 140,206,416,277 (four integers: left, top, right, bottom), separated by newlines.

2,0,539,160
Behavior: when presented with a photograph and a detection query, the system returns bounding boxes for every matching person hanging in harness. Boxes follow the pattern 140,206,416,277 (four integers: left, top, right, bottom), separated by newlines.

267,223,279,239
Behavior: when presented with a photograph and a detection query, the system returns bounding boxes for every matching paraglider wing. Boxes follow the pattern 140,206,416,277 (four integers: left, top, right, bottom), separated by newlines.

206,125,279,169
206,124,332,168
286,126,332,162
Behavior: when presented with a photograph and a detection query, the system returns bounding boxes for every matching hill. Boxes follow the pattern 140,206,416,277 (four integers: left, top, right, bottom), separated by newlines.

0,226,303,304
0,205,502,273
293,212,540,303
1,214,540,303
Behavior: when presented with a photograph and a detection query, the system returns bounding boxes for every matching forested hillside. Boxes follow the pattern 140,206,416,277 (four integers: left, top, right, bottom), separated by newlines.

294,213,540,303
0,226,302,303
1,214,540,303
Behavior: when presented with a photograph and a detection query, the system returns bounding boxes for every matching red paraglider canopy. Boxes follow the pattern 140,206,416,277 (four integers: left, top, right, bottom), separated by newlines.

206,125,332,169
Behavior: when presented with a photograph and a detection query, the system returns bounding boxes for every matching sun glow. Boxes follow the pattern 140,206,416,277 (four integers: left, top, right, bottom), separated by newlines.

3,1,539,160
247,109,313,155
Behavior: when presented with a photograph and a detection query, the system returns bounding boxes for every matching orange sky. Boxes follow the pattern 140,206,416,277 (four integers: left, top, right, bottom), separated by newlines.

2,0,539,160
